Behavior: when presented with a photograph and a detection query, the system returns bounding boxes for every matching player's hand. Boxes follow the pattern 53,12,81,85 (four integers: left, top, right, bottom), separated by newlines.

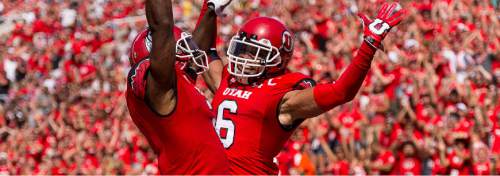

358,2,406,50
208,0,233,17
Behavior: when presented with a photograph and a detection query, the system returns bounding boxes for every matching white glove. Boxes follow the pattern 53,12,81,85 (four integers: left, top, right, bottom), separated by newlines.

208,0,232,17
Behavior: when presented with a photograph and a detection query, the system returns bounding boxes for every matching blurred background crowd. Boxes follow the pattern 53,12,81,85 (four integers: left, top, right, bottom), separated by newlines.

0,0,498,174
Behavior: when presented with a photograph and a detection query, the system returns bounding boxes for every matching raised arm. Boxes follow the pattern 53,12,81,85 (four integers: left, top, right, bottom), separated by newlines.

192,0,232,93
279,2,406,125
192,1,217,53
146,0,176,89
144,0,177,115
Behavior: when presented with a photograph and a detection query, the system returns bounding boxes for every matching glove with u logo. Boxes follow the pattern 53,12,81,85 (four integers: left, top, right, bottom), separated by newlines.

358,2,406,50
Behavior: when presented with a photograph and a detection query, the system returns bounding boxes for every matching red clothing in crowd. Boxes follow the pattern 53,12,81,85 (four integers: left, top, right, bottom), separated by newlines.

490,105,500,154
330,159,349,175
371,150,395,175
472,161,491,175
393,153,422,175
447,149,471,175
430,155,447,175
336,108,363,141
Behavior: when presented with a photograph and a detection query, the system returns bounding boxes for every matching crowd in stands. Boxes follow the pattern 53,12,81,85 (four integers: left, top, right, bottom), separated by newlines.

0,0,498,174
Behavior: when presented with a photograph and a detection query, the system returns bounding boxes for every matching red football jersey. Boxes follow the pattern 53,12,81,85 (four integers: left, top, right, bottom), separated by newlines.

429,155,447,175
447,149,471,175
393,154,422,175
126,59,229,174
330,160,349,175
473,162,491,175
211,68,315,174
489,105,500,154
371,150,395,175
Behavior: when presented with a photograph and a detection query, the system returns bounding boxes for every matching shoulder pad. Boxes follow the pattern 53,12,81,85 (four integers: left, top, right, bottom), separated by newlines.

128,59,151,99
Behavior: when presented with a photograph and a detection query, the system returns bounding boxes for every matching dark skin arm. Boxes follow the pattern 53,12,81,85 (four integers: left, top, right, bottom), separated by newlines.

192,5,222,93
145,0,177,115
192,6,216,54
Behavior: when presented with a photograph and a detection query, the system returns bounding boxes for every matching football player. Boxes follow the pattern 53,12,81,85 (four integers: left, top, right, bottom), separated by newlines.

209,2,406,174
125,0,231,174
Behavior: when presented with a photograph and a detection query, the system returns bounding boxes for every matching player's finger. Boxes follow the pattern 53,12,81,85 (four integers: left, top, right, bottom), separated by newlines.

381,2,397,19
387,9,407,26
357,13,371,26
377,3,389,18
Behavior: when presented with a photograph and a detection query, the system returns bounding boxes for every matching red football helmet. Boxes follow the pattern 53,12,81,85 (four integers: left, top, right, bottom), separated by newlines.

129,26,208,74
227,17,294,78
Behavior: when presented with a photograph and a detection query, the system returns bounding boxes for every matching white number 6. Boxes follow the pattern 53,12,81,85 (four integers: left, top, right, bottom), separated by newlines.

215,100,236,148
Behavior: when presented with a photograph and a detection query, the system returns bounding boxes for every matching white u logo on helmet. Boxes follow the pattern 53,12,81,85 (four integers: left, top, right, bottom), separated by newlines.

281,31,293,52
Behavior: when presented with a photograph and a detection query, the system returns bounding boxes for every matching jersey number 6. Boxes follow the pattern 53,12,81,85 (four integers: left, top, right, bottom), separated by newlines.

215,100,236,148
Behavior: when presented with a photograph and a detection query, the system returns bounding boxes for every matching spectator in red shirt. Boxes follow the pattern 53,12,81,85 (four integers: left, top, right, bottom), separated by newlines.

319,136,350,175
393,141,422,175
447,138,472,175
367,143,395,175
471,136,491,175
0,0,498,174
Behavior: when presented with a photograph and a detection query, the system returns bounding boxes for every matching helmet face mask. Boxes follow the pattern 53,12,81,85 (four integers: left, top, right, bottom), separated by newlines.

227,34,281,78
175,32,209,74
131,28,209,74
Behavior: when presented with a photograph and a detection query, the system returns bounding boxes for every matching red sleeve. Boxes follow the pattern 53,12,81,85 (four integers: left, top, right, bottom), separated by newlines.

127,59,151,99
313,42,377,111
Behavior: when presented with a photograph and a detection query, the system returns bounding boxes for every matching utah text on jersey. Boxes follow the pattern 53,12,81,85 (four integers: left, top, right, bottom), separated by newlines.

223,78,282,100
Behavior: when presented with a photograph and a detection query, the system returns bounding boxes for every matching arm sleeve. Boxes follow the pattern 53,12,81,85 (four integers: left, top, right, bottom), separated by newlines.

313,42,377,111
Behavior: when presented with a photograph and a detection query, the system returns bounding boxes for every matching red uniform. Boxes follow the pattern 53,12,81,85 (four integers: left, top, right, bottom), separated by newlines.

447,149,471,175
336,108,363,141
126,59,229,174
393,154,422,175
473,162,490,175
371,150,395,175
330,160,350,175
489,105,500,154
211,68,315,174
429,155,447,175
